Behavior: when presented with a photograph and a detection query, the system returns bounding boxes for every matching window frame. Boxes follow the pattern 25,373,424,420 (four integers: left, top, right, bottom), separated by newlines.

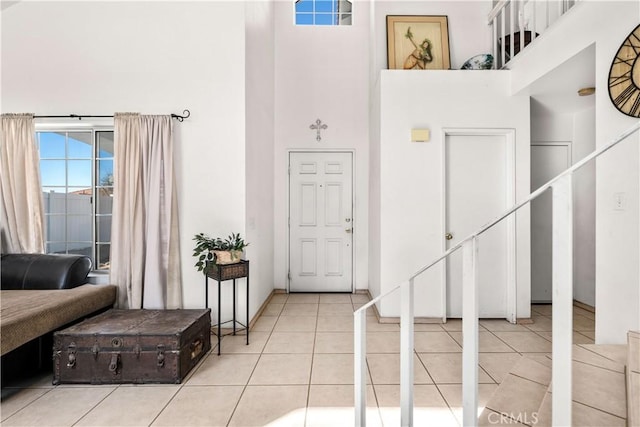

36,127,114,271
294,0,353,26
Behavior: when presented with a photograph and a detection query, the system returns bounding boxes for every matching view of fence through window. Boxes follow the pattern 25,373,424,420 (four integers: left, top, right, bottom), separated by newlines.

38,130,113,270
294,0,352,26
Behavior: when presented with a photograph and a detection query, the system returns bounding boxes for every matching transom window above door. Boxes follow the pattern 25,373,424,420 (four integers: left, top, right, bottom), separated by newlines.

295,0,352,26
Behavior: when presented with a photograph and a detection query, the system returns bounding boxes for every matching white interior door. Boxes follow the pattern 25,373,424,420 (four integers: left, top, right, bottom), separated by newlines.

445,133,514,318
289,152,353,292
531,143,571,302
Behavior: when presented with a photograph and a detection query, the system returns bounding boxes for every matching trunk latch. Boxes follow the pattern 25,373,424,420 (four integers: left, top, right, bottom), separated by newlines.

66,343,77,368
157,344,165,368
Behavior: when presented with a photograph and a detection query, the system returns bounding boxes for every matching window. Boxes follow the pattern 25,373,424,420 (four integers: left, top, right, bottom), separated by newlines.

295,0,352,26
37,130,114,270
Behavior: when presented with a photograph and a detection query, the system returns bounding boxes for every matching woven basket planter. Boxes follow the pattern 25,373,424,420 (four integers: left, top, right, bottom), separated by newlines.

212,250,243,265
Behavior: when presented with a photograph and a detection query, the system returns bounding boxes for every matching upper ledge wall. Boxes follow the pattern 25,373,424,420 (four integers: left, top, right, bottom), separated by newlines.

380,69,512,98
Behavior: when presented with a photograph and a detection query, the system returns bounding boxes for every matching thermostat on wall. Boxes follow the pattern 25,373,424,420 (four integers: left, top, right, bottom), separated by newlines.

411,129,430,142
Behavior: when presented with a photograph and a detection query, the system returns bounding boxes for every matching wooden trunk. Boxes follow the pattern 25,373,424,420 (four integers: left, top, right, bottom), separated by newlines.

53,309,211,385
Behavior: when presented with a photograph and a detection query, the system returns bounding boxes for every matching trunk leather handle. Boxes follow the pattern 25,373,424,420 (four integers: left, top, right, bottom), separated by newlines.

109,353,120,374
191,339,203,360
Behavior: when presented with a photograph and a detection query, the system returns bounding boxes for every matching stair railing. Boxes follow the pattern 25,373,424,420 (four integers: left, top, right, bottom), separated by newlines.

354,121,640,427
489,0,579,69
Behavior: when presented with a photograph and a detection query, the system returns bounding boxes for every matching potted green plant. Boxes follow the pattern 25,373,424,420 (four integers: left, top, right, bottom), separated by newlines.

193,232,248,272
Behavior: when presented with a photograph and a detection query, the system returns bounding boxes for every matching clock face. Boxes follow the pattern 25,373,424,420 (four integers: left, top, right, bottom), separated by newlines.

609,24,640,117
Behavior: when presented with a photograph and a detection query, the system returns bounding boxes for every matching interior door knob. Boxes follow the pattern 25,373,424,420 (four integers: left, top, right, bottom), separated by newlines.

345,228,352,233
445,233,453,240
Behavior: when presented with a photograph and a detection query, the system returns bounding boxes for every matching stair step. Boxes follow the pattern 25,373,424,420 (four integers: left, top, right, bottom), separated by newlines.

572,344,625,373
534,344,627,426
479,343,629,426
577,343,628,366
479,356,551,426
573,359,625,413
534,392,626,427
575,356,626,416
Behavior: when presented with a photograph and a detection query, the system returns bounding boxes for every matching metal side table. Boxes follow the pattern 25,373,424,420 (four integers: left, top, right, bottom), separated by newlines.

204,260,249,355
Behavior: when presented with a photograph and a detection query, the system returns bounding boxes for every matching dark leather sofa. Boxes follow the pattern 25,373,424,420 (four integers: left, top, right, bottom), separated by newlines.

0,254,117,370
1,253,94,291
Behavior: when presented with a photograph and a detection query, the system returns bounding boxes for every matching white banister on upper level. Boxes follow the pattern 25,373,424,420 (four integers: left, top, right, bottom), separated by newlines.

488,0,580,68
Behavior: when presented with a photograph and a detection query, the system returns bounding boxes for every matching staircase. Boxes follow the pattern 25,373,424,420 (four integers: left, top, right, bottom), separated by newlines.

479,331,639,426
354,121,640,426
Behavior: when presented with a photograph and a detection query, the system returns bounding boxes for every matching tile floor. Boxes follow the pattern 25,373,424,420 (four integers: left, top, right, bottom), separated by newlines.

0,295,596,426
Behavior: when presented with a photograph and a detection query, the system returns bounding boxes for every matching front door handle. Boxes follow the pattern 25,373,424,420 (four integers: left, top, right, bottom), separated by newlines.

445,233,453,240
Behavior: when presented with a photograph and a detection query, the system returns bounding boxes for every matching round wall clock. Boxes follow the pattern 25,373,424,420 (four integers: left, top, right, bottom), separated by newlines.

608,24,640,117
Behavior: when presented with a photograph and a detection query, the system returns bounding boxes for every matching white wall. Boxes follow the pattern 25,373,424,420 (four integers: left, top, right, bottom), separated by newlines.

246,1,276,315
273,0,371,291
369,77,382,301
530,107,573,142
375,70,531,318
509,0,640,343
371,2,503,318
530,103,596,307
572,106,596,306
2,1,248,316
373,1,493,74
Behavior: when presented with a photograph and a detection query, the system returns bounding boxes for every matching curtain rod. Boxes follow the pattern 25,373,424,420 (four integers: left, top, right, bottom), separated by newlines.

33,109,191,122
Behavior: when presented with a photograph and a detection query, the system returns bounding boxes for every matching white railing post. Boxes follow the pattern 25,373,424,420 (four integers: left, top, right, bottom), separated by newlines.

518,1,525,53
531,0,537,41
509,0,515,60
500,10,506,67
552,174,573,427
462,237,479,427
488,1,509,69
400,279,414,426
492,17,498,69
544,0,549,30
354,308,367,426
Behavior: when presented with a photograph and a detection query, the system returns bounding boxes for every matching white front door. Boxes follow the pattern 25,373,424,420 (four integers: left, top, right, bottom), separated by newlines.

289,152,353,292
444,132,515,318
531,143,571,302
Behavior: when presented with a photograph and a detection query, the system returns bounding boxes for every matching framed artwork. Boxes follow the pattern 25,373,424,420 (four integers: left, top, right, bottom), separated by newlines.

386,15,451,70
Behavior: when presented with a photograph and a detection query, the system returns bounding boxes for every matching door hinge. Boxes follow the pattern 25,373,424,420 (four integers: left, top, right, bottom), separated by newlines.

288,217,290,227
288,166,291,175
288,271,291,281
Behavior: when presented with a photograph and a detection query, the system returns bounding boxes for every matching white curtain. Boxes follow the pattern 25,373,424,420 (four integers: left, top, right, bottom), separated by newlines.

0,113,45,253
110,113,182,309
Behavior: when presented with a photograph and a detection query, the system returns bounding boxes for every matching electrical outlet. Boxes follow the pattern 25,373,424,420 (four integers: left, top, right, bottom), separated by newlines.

614,192,626,211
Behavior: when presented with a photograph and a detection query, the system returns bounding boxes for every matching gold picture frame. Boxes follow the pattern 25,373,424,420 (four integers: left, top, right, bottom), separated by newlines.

386,15,451,70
